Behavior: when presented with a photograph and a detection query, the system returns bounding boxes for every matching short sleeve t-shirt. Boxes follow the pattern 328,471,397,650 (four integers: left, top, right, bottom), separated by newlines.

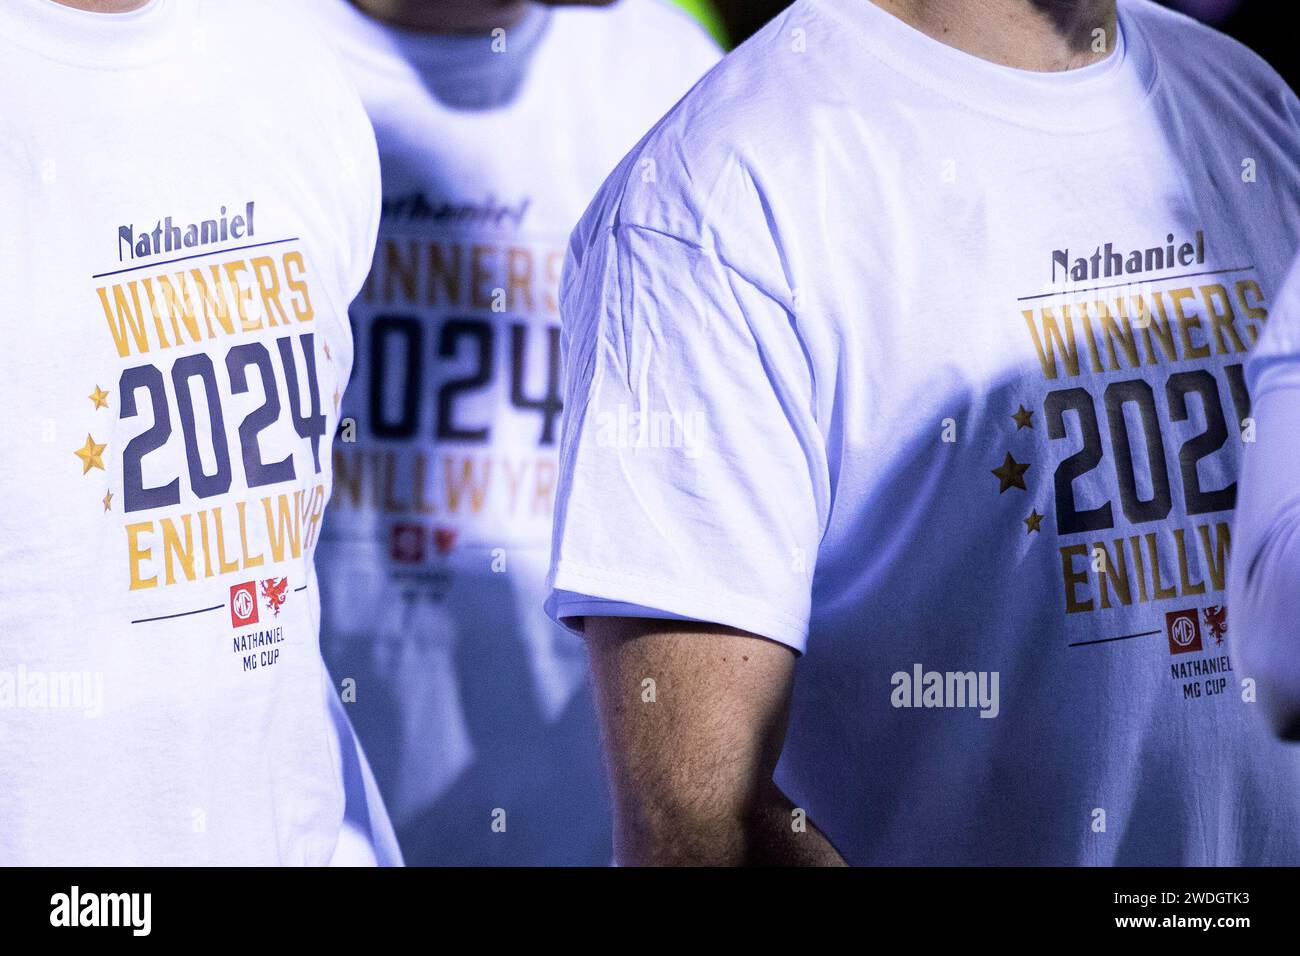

310,0,718,864
1227,254,1300,732
549,0,1300,864
1245,256,1300,397
0,0,381,864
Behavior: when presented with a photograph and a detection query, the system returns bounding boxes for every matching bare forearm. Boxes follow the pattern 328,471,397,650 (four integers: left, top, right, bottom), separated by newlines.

585,617,846,866
614,780,846,866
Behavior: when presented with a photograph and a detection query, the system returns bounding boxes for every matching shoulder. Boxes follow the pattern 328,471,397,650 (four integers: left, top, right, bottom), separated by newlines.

551,0,723,80
194,0,378,211
1126,0,1295,103
573,0,835,250
193,0,373,139
1125,0,1262,65
193,0,359,90
195,0,311,44
559,0,715,47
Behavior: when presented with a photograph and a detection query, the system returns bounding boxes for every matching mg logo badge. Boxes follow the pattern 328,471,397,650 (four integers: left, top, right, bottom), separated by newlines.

1166,609,1203,655
230,581,259,628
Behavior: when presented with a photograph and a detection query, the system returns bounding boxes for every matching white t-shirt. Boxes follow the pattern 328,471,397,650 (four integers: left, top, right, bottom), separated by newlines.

0,0,381,865
549,0,1300,864
1230,255,1300,737
310,0,718,864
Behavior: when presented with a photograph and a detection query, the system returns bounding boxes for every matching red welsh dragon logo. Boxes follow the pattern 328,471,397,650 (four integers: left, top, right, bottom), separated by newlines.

260,577,290,617
1203,605,1227,645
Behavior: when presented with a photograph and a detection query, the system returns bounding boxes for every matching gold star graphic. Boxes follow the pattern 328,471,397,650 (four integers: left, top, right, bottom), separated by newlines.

1024,509,1044,534
74,434,107,475
992,452,1029,493
102,489,114,512
1012,404,1033,430
89,385,110,410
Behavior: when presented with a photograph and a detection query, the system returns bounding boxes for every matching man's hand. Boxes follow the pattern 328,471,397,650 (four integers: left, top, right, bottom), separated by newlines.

584,617,846,865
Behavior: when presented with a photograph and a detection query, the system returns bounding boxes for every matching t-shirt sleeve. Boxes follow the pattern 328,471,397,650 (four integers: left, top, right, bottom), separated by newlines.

1228,254,1300,729
330,69,382,303
344,110,382,303
1246,253,1300,399
299,10,382,303
544,213,828,653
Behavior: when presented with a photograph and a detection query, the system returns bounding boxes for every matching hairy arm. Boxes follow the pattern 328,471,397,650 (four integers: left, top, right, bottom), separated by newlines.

584,617,846,865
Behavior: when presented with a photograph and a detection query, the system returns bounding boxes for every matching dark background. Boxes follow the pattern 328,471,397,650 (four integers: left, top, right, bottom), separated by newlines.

711,0,1297,92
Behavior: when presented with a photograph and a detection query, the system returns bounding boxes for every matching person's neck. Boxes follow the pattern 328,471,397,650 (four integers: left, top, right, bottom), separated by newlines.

873,0,1118,72
351,0,532,34
50,0,151,11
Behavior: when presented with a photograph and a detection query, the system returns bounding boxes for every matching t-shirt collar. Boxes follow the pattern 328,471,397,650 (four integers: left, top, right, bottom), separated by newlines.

0,0,190,68
820,0,1158,132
